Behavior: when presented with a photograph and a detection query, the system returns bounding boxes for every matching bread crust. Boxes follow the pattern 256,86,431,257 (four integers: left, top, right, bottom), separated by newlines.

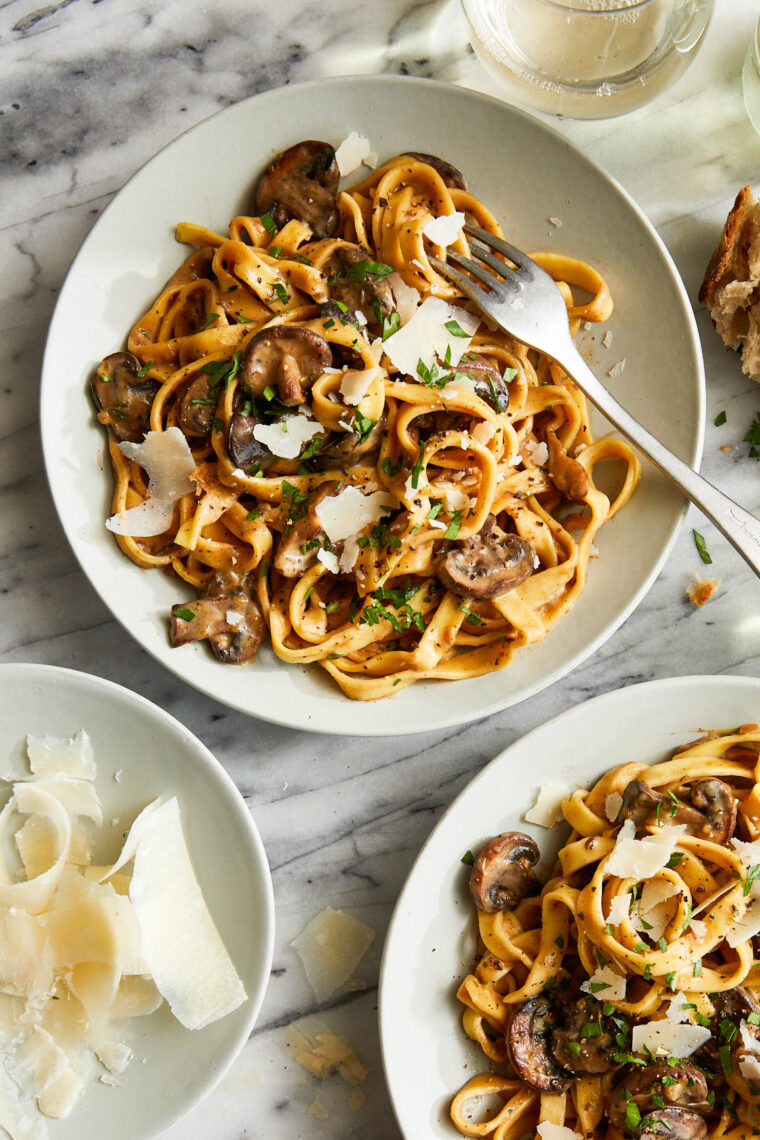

699,185,753,307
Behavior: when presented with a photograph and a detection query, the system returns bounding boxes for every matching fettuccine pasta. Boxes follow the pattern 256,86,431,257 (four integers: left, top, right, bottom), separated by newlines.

453,726,760,1140
92,139,639,700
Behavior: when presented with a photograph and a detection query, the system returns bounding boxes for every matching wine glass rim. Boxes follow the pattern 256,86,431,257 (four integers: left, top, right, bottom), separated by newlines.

465,0,658,12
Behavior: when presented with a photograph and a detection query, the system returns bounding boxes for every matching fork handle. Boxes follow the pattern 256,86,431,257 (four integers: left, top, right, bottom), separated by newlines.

556,342,760,577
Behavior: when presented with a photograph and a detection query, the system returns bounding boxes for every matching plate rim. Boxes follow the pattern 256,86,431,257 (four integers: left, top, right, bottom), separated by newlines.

378,672,760,1137
40,74,706,736
0,660,275,1138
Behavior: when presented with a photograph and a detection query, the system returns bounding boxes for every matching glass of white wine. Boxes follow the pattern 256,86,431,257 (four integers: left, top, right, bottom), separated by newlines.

461,0,714,119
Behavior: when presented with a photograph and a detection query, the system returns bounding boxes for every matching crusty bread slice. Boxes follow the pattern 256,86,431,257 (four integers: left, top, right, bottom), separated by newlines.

700,185,760,381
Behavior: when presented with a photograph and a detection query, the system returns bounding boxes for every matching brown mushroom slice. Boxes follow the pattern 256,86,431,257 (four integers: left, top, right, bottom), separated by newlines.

273,482,338,578
314,416,384,469
227,414,278,474
469,831,540,913
322,244,394,331
91,352,159,444
455,359,510,414
254,140,340,239
710,984,760,1024
550,998,619,1075
403,152,466,191
177,374,217,436
507,996,572,1093
690,778,737,844
241,326,332,407
638,1110,708,1140
170,596,265,664
607,1061,711,1135
439,515,536,601
545,427,589,502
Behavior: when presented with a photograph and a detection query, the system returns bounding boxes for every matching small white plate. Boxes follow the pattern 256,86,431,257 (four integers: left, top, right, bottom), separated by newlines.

41,75,704,735
379,674,760,1138
0,663,274,1140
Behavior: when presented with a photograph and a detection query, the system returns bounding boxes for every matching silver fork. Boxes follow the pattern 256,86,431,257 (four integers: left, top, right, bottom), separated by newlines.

431,223,760,579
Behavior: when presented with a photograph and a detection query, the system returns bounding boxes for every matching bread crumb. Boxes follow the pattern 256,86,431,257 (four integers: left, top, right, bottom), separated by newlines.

309,1100,329,1119
686,575,721,607
720,443,732,452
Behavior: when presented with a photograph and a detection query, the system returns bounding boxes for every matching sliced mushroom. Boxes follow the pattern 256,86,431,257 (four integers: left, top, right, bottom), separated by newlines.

607,1063,711,1137
177,374,217,436
507,996,572,1093
273,481,337,578
254,140,340,239
690,778,737,844
638,1110,708,1140
456,359,510,414
322,244,394,332
618,777,737,844
227,414,277,474
469,831,540,913
91,352,159,443
550,998,618,1075
314,416,384,469
403,152,466,191
173,286,210,337
170,570,265,665
545,427,589,502
439,515,536,600
710,984,760,1024
241,326,332,407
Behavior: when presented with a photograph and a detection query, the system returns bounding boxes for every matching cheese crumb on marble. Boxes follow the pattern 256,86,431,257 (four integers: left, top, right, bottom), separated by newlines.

291,908,375,1002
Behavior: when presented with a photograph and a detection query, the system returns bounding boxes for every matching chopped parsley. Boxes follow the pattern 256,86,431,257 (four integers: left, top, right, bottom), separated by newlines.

693,958,702,978
695,1011,711,1027
269,281,289,306
282,480,308,523
443,511,463,541
693,529,712,565
461,850,474,865
382,456,402,477
746,411,760,459
200,312,219,330
260,212,277,237
173,607,196,622
348,259,394,282
580,1022,601,1038
658,937,668,952
718,1043,733,1077
665,971,677,991
744,864,760,896
246,508,260,521
667,851,684,869
234,312,252,324
566,1040,581,1056
444,318,469,338
354,412,375,443
411,441,425,489
714,410,727,427
201,350,242,391
382,312,401,341
136,360,154,377
269,245,282,259
748,1013,760,1027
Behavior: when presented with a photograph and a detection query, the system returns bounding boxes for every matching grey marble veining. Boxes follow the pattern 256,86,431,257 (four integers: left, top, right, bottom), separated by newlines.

2,0,760,1136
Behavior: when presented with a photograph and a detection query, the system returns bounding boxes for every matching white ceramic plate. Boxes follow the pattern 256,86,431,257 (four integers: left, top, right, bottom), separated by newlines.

379,674,760,1138
40,75,704,735
0,663,274,1140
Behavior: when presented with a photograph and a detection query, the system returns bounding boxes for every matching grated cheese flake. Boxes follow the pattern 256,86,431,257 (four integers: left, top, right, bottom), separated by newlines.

605,792,623,822
606,891,631,926
605,820,686,880
291,907,375,1002
388,273,421,325
524,782,569,828
631,1020,711,1058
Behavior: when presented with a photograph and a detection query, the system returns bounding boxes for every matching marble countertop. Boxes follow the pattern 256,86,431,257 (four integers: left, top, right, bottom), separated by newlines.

2,0,760,1136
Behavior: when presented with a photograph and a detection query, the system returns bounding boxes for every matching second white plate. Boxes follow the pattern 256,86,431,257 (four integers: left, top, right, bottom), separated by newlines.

41,75,704,734
379,674,760,1138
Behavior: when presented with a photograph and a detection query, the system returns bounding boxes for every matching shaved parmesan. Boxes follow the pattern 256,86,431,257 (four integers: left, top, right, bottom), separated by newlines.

524,439,549,467
537,1123,584,1140
606,891,631,926
423,211,466,248
580,965,626,1002
606,820,686,880
666,992,695,1025
335,132,373,176
631,1020,711,1058
740,1054,760,1081
291,908,375,1002
690,918,707,940
388,273,420,325
315,487,397,545
128,798,246,1030
253,414,322,460
443,489,471,513
726,896,760,947
26,733,95,781
382,297,480,376
339,537,360,573
106,428,195,537
316,549,340,575
471,421,496,446
339,367,380,406
605,792,623,822
524,782,569,828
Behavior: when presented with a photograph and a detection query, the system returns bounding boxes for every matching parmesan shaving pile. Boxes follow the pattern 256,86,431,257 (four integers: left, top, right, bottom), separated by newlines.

0,731,246,1132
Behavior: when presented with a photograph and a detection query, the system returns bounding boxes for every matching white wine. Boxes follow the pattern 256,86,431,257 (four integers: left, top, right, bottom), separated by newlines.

462,0,714,119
